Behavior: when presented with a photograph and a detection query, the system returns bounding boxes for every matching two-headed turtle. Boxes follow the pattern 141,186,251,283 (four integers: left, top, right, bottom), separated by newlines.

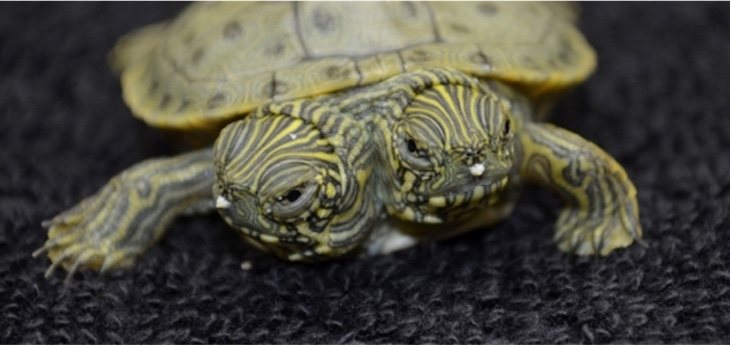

35,2,641,280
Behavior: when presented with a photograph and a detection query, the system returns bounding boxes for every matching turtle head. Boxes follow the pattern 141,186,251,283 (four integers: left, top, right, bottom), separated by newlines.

388,80,518,224
212,106,377,261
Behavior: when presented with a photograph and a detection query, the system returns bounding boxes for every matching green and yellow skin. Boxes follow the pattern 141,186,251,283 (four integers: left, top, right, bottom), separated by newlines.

34,100,384,280
35,149,215,279
370,68,641,255
36,66,642,280
212,101,382,261
36,3,645,280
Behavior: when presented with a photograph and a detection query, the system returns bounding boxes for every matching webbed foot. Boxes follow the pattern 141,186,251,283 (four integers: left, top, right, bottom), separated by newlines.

34,149,215,282
34,176,163,283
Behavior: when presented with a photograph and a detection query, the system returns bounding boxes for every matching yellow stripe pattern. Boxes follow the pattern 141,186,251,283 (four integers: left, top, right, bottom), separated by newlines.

213,98,380,260
38,66,642,278
519,122,642,255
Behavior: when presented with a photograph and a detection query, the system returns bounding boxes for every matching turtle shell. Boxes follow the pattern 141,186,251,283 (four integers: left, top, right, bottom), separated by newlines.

112,2,595,131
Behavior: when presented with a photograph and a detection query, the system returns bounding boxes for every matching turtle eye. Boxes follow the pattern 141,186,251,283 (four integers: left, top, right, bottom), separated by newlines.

276,186,305,205
500,118,513,140
283,189,301,203
271,184,318,219
407,139,418,153
400,136,432,170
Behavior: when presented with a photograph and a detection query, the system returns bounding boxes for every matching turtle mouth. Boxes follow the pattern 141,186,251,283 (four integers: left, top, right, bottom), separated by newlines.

233,224,324,260
215,201,300,244
215,199,329,261
219,210,326,261
426,176,509,209
227,218,305,246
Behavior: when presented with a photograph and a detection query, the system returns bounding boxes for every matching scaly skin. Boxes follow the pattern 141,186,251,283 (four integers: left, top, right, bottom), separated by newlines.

213,102,382,261
366,68,642,254
37,96,385,279
36,2,632,281
518,122,642,255
34,149,215,282
36,68,643,282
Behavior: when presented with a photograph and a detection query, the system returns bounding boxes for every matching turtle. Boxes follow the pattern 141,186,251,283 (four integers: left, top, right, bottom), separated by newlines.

34,2,642,281
364,68,642,256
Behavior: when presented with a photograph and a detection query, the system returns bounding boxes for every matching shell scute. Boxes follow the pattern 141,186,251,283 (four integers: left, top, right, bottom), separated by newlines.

113,2,594,130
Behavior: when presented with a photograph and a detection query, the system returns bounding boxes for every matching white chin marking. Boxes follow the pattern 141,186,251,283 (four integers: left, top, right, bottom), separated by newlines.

469,163,486,176
216,195,231,209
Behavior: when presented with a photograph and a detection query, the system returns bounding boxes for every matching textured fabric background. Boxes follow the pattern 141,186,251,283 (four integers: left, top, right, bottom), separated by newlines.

2,3,730,343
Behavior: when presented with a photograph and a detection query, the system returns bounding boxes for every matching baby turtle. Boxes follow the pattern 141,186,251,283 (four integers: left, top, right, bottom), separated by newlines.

35,2,642,280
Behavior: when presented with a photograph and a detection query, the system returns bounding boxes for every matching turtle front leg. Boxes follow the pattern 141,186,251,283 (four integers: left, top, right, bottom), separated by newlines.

34,148,215,281
518,122,642,256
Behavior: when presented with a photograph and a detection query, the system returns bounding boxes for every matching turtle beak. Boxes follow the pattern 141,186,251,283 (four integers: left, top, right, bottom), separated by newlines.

469,161,510,181
216,195,231,209
469,163,486,177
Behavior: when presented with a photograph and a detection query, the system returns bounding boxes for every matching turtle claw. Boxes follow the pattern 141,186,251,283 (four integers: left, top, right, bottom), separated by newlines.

44,250,73,279
99,259,115,275
42,197,95,229
36,150,215,282
32,236,67,258
40,218,70,229
64,251,97,284
31,245,49,258
35,179,153,282
38,244,96,284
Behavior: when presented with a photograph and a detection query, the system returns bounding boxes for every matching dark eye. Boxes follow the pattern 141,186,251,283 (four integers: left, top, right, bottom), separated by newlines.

407,139,418,153
503,118,511,137
270,183,318,219
400,136,432,170
278,188,302,204
285,189,301,203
